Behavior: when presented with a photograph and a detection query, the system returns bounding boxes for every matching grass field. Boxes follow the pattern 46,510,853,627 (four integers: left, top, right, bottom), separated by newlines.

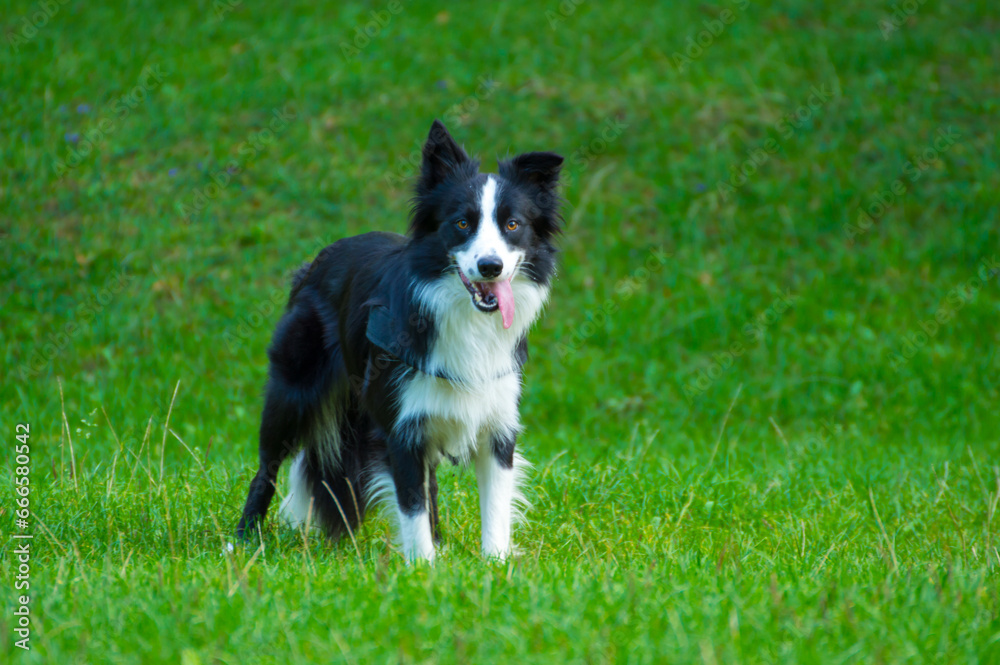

3,0,1000,662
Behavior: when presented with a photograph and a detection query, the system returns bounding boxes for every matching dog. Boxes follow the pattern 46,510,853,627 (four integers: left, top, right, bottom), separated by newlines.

236,120,563,562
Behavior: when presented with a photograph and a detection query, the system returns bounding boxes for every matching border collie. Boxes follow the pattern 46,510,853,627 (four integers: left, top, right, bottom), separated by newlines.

236,120,563,562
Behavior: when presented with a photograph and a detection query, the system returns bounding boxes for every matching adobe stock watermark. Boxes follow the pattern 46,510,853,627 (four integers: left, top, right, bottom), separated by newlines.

222,234,340,352
340,1,404,60
801,418,843,449
347,309,434,399
546,0,586,29
515,115,627,220
556,247,671,358
683,289,799,400
843,126,960,246
567,117,628,173
12,422,32,651
441,76,502,128
878,0,931,39
714,83,838,202
180,102,297,223
383,77,501,189
13,264,135,381
6,0,71,52
556,115,629,192
885,256,999,372
212,0,242,21
53,65,168,179
670,0,751,73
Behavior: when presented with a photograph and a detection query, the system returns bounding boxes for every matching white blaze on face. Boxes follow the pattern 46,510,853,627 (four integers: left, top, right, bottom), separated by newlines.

454,175,523,282
452,175,524,328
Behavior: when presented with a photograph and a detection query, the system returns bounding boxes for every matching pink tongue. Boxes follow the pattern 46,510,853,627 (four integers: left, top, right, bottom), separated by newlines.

489,279,515,329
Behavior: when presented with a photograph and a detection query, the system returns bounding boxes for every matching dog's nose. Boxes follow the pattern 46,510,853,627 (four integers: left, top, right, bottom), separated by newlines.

477,256,503,279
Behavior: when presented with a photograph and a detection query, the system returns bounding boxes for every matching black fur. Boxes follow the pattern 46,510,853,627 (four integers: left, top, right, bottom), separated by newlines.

236,121,562,551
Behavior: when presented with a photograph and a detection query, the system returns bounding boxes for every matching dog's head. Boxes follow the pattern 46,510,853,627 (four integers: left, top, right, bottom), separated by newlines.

409,120,563,329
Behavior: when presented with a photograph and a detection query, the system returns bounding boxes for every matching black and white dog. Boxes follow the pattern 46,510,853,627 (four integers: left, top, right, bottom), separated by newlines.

236,121,563,562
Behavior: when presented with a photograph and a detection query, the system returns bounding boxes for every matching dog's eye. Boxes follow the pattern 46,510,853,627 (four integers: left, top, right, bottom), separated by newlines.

506,219,519,231
456,220,469,230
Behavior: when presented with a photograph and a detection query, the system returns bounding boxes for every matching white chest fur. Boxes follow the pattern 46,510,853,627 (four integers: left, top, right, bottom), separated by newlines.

400,274,548,461
397,372,522,463
414,275,547,381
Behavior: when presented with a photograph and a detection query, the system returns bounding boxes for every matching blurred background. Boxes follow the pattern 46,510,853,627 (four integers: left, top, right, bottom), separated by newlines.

4,1,998,464
3,1,1000,661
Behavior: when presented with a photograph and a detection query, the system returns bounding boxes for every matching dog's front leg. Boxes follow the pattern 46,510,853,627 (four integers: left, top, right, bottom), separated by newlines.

476,431,518,561
388,422,435,563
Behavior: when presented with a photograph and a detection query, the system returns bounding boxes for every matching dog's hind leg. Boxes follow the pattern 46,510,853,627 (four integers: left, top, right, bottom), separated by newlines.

237,298,343,540
428,464,441,543
236,387,308,540
282,407,371,537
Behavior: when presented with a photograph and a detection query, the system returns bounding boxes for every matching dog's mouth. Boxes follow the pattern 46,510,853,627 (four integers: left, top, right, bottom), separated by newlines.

457,268,515,329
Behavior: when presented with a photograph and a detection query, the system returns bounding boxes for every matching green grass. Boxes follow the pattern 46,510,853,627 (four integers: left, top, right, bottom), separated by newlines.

2,0,1000,662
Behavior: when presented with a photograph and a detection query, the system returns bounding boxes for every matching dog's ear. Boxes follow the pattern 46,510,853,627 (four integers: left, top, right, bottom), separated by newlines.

504,151,564,190
500,151,565,238
417,120,471,194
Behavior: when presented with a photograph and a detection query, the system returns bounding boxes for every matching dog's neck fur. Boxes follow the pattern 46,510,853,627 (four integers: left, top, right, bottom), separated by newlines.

412,274,548,386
